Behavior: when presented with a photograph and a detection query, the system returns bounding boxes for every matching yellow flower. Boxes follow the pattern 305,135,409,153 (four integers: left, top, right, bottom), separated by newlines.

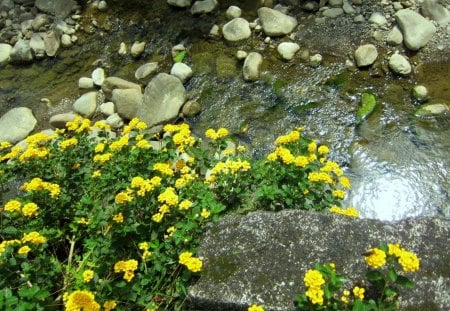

22,231,46,245
205,128,219,140
92,170,101,178
93,153,113,164
93,121,111,131
114,259,138,282
317,145,329,155
237,145,246,152
157,187,178,206
21,202,39,217
332,189,346,199
18,245,31,255
179,199,193,210
341,289,350,304
200,208,210,218
78,217,90,225
178,252,203,272
217,128,229,138
329,206,360,218
305,286,324,305
307,172,333,184
267,152,277,161
353,286,365,300
398,250,420,272
95,142,105,153
153,162,174,176
0,141,12,149
274,130,300,145
365,248,386,268
294,155,309,168
136,139,151,149
113,213,124,223
64,290,100,311
110,135,129,151
115,191,134,204
340,176,351,189
304,269,325,288
387,243,404,258
152,213,164,223
83,270,94,283
248,304,265,311
307,141,317,153
4,199,22,213
60,137,78,150
103,300,117,311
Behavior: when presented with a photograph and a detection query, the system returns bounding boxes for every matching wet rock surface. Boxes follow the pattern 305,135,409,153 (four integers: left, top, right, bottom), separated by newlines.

189,210,450,310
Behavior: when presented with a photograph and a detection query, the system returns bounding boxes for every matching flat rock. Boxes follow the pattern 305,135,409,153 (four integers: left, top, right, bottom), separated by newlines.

222,18,251,42
167,0,192,8
0,107,37,143
395,9,436,51
421,0,450,26
135,62,159,80
0,43,12,67
191,0,218,15
43,30,60,57
10,39,33,63
258,7,298,36
137,73,186,127
188,210,450,310
170,62,193,83
101,77,141,99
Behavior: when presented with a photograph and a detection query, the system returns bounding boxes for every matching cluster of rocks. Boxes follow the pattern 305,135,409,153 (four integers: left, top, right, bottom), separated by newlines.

168,0,219,15
0,0,113,66
0,45,201,144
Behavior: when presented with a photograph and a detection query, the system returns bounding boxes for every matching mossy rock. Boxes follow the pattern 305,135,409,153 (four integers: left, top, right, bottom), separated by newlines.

356,92,377,121
414,102,449,119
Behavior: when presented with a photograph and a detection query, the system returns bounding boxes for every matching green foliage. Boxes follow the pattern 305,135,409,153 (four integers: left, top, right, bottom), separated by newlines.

173,50,187,63
0,119,352,310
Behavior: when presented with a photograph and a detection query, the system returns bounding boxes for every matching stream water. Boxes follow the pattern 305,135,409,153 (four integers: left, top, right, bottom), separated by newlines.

0,1,448,221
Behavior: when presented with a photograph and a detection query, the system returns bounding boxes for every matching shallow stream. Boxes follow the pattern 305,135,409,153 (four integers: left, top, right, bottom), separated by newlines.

0,1,448,221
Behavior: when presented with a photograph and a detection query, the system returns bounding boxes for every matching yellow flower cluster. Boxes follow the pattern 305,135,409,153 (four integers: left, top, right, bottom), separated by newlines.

303,269,325,305
139,242,152,260
131,176,161,196
64,290,100,311
1,231,47,256
110,134,129,151
153,162,174,176
175,173,195,188
200,208,211,218
332,189,346,199
22,231,47,245
0,141,12,149
112,212,124,223
93,153,113,164
93,120,111,131
178,251,202,272
179,199,193,210
329,206,360,218
60,137,78,150
18,245,31,255
248,305,265,311
123,118,147,135
388,243,420,272
320,160,343,177
307,171,333,184
353,286,365,300
21,202,39,217
365,248,387,268
207,159,251,182
205,127,229,140
20,177,60,197
115,189,134,204
114,259,139,282
339,176,351,189
83,270,94,283
66,116,92,133
17,132,56,163
103,300,117,311
317,145,330,155
157,187,179,206
0,145,22,162
274,129,301,146
0,239,21,256
170,124,196,150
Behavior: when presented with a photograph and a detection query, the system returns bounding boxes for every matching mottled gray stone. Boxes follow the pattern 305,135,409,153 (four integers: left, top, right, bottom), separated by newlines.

258,7,298,36
101,77,141,99
111,88,142,120
395,9,436,51
72,91,98,118
189,210,450,310
0,107,37,143
137,73,186,127
243,52,263,81
222,18,251,42
191,0,218,15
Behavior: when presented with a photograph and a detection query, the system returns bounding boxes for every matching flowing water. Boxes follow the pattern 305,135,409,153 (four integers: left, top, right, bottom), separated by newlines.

0,1,448,221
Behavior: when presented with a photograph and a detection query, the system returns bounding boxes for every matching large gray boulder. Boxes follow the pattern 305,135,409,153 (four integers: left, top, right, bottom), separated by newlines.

395,9,436,51
354,44,378,67
421,0,450,26
0,107,37,143
111,88,143,120
191,0,218,15
137,73,186,127
35,0,76,19
101,77,142,99
257,7,298,36
72,91,98,118
189,210,449,310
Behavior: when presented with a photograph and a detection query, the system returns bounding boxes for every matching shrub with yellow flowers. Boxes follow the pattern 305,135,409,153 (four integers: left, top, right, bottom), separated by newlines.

294,243,420,310
0,117,356,310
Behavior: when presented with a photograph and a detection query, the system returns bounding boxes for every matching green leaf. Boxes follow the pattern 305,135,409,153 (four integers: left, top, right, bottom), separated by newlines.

384,287,397,298
366,270,383,281
2,226,18,235
387,267,397,282
396,275,414,288
173,50,187,63
352,299,366,311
